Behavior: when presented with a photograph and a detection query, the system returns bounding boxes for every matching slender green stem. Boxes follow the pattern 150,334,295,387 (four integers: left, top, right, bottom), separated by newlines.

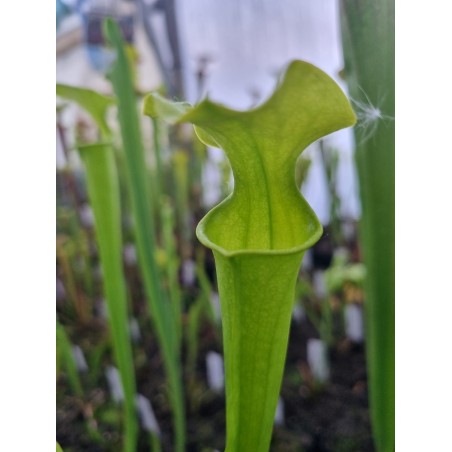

186,295,203,379
150,432,162,452
172,149,191,245
152,117,165,199
195,251,218,327
161,199,183,340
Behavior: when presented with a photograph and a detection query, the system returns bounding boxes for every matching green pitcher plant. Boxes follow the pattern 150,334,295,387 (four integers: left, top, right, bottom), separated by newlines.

57,85,139,450
78,142,138,452
340,1,395,450
144,61,356,451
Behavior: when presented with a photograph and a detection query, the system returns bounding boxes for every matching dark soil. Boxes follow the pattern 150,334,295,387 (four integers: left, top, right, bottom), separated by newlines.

57,312,374,452
57,226,373,451
279,322,374,452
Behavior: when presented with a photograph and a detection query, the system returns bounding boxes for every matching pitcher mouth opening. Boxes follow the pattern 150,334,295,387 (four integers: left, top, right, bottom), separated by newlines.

195,195,323,258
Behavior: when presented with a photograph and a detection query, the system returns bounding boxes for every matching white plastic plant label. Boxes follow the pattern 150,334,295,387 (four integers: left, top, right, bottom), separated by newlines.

274,397,285,426
301,249,313,272
79,203,94,228
312,270,327,298
128,317,141,343
181,259,196,287
135,394,161,435
206,351,224,392
307,338,330,383
345,304,364,343
292,304,305,324
105,366,124,403
72,345,88,373
123,243,137,266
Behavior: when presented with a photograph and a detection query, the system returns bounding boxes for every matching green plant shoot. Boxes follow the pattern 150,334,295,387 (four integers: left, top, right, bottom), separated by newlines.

144,61,355,451
78,142,138,452
57,82,138,451
56,320,83,397
103,18,185,451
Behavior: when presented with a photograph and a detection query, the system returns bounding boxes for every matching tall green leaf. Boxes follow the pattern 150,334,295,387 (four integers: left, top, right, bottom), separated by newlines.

103,18,185,452
145,61,355,451
78,142,138,452
56,321,83,397
340,2,395,451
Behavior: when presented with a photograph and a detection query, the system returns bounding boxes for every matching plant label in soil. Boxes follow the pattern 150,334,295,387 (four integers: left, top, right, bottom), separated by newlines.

292,304,305,324
206,351,224,392
301,249,313,272
72,345,88,373
128,317,141,343
136,394,161,435
105,365,124,403
181,259,196,287
274,397,285,426
123,243,137,266
96,297,108,320
345,304,364,343
307,338,330,383
79,203,94,228
313,270,327,298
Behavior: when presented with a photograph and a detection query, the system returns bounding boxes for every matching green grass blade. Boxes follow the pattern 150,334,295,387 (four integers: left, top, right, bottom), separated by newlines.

78,142,138,452
186,296,204,380
161,199,183,340
340,2,395,451
150,117,165,228
145,61,355,451
56,238,83,320
151,118,165,196
194,252,218,327
150,432,162,452
56,321,83,397
172,150,191,243
103,18,185,452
